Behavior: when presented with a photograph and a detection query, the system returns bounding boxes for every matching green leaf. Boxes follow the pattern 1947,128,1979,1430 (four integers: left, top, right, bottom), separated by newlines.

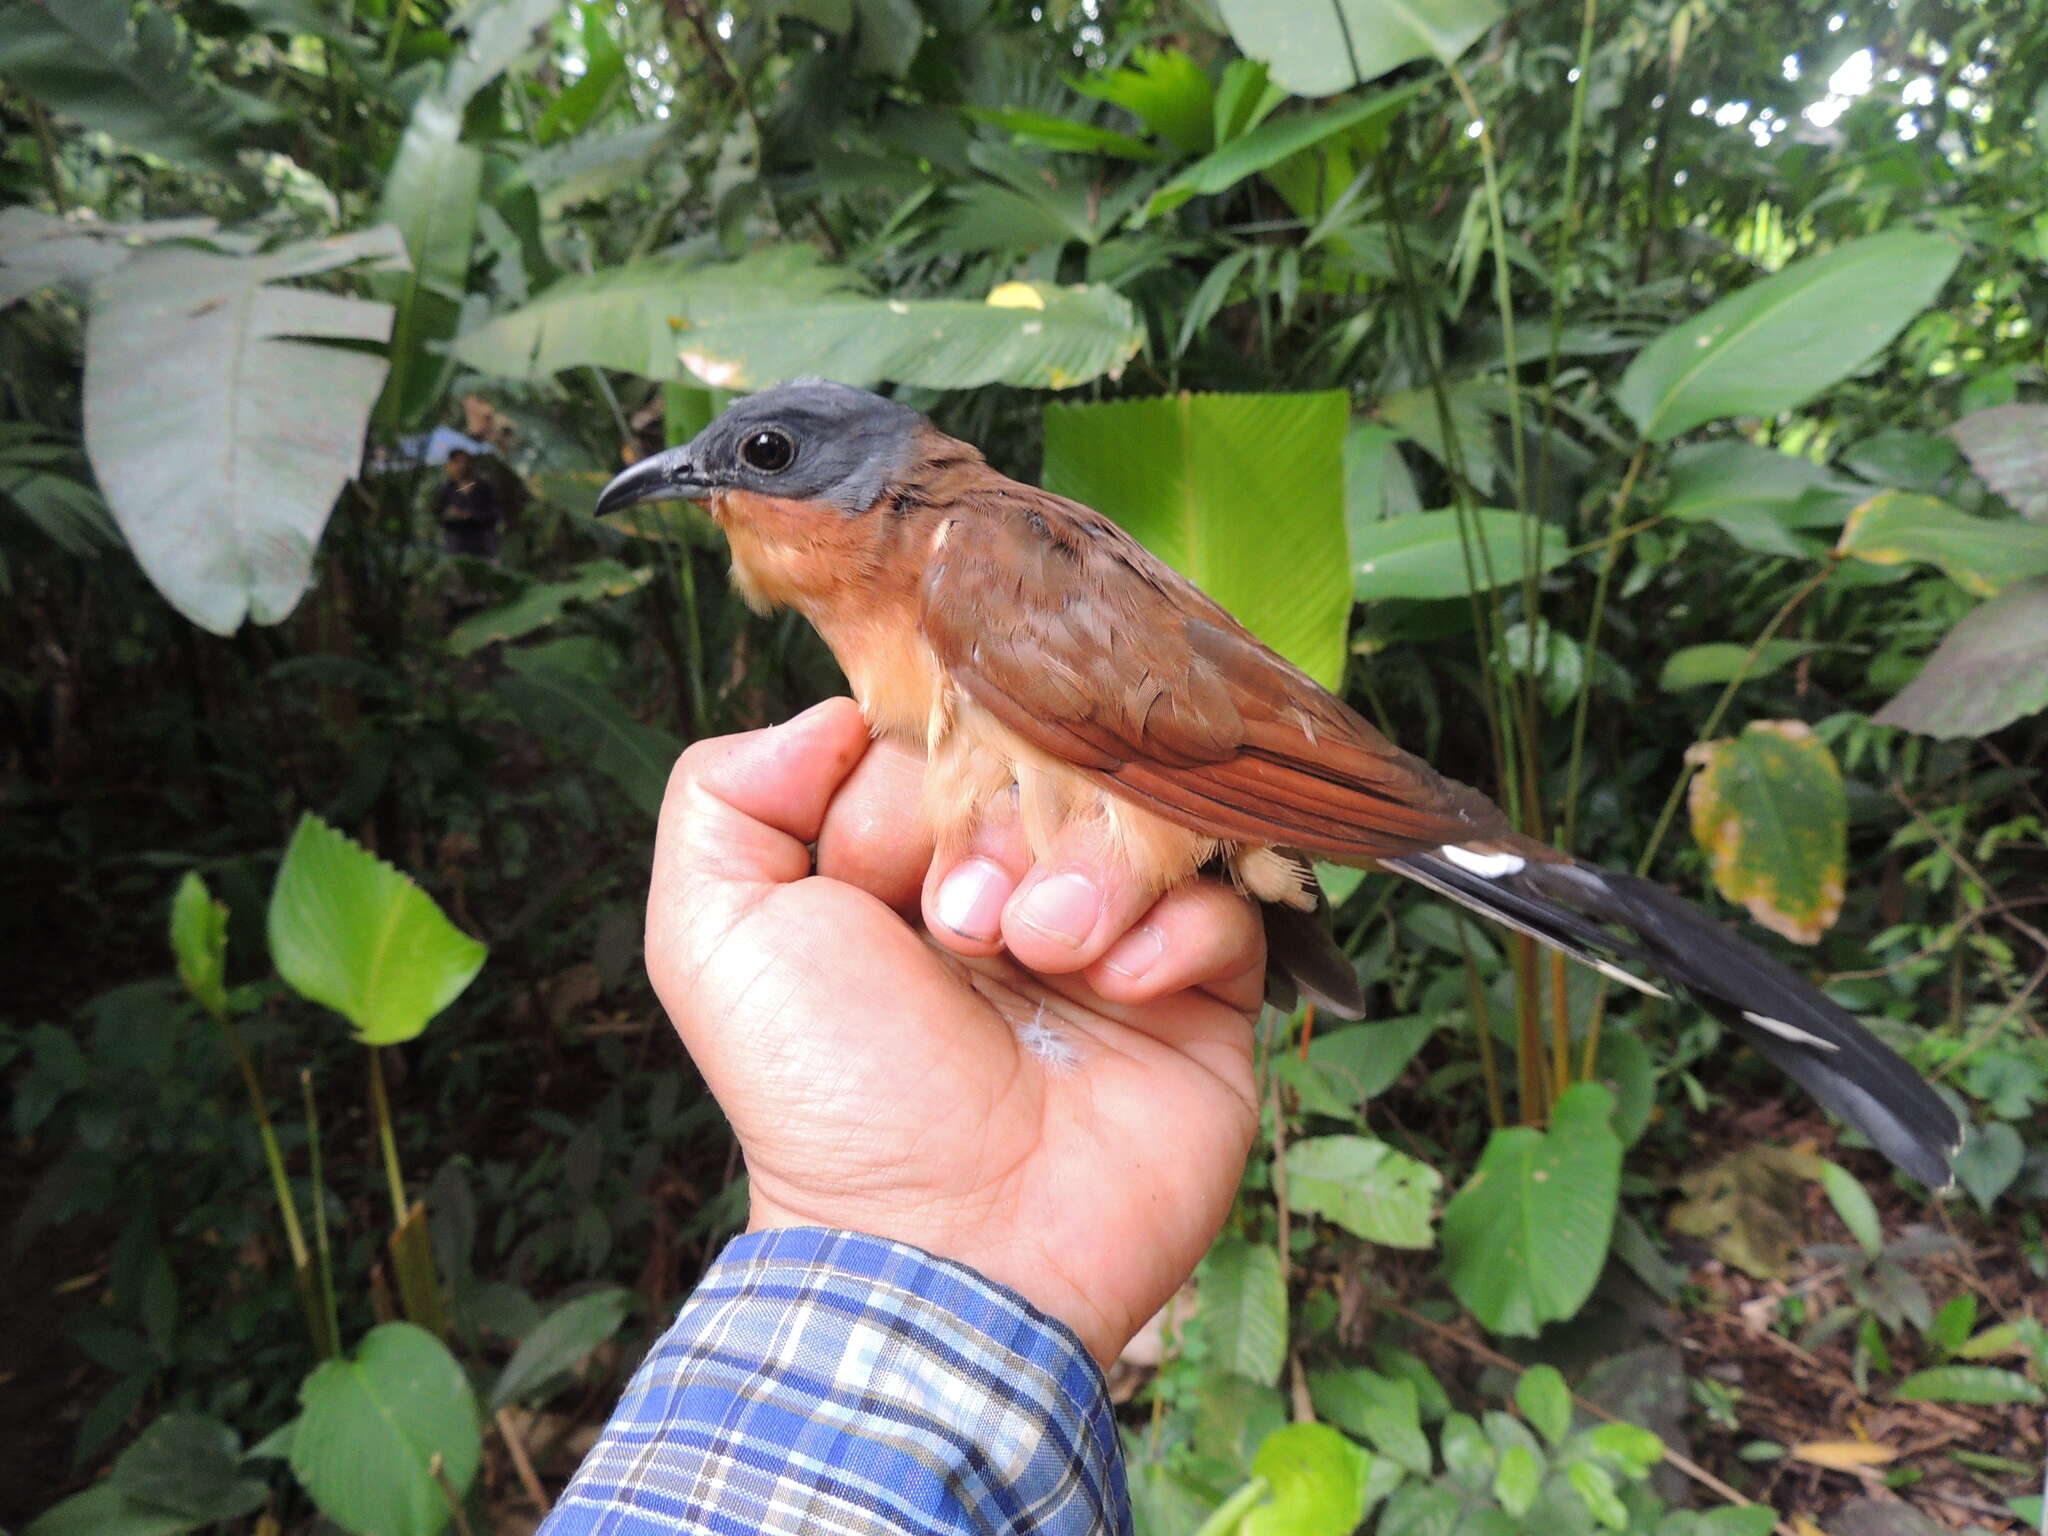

1951,1121,2022,1212
375,99,484,430
1351,510,1568,603
1215,0,1503,98
1685,720,1846,945
1816,1160,1882,1257
83,229,403,634
0,207,219,308
1514,1365,1570,1447
1837,491,2048,598
110,1413,267,1524
495,648,682,818
456,250,1142,392
292,1323,483,1536
1949,403,2048,520
19,1484,205,1536
1070,47,1216,154
0,448,120,556
489,1287,634,1411
1304,1017,1436,1107
1243,1423,1369,1536
268,814,486,1045
1042,392,1351,689
1659,641,1822,692
453,248,846,379
0,0,248,175
969,107,1169,162
1587,1421,1664,1476
1144,85,1419,221
1662,442,1861,556
1892,1365,2044,1406
1492,1444,1541,1517
1615,232,1961,440
1874,579,2048,739
169,873,229,1019
447,559,653,655
519,123,672,217
1309,1368,1431,1475
1441,1084,1621,1337
1198,1237,1288,1386
1285,1135,1441,1249
1929,1293,1977,1357
1568,1459,1628,1531
1840,430,1958,491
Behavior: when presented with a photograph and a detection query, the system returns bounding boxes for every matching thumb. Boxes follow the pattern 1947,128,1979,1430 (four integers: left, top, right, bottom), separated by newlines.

649,697,872,908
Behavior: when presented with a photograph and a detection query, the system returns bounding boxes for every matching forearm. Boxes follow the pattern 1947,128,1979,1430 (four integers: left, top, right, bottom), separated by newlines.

541,1227,1131,1536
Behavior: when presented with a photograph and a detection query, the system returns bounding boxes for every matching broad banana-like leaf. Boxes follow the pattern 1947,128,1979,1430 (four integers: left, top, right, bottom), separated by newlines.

1042,392,1352,688
83,227,404,633
1216,0,1502,98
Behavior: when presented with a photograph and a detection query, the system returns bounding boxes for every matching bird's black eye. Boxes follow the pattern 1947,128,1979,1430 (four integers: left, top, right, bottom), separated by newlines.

740,429,795,474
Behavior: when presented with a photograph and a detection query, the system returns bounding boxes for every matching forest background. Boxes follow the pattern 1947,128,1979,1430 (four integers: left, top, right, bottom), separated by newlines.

3,0,2047,1532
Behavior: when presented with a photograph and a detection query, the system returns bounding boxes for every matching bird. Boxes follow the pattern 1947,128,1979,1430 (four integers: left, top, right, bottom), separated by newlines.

595,378,1962,1189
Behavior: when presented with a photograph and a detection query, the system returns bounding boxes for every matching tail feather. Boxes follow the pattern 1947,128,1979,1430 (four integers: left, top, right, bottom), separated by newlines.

1386,849,1962,1189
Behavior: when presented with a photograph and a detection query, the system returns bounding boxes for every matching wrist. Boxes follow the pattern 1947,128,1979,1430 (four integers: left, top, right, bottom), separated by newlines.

747,1193,1127,1366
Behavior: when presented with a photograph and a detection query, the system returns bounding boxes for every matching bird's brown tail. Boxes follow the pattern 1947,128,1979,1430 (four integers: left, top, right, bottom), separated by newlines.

1385,848,1962,1189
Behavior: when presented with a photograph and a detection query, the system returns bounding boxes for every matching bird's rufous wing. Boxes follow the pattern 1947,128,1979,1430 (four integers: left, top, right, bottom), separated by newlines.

917,480,1512,860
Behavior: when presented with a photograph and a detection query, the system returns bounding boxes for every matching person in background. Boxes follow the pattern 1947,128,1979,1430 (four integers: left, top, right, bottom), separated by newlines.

433,447,502,561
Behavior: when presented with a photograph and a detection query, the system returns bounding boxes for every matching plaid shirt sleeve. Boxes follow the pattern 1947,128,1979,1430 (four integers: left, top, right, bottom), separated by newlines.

539,1227,1132,1536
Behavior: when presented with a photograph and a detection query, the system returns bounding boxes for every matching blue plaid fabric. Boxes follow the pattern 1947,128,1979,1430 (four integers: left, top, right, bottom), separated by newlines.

540,1227,1131,1536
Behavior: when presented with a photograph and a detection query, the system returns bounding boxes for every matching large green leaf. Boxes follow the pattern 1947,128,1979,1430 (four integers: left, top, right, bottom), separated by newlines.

292,1323,482,1536
375,99,483,430
488,1287,634,1411
1661,440,1858,556
1440,1084,1621,1336
1685,719,1846,945
1244,1423,1372,1536
1949,403,2048,520
1873,579,2048,739
1069,47,1216,154
1309,1368,1431,1474
1216,0,1503,98
447,559,653,655
0,207,218,308
671,279,1144,392
1835,491,2048,598
1143,84,1419,221
495,646,682,817
268,814,487,1045
1615,232,1961,440
1351,509,1567,602
1197,1237,1288,1386
83,228,403,634
0,0,248,175
1285,1135,1441,1249
19,1485,202,1536
110,1413,267,1525
454,250,848,379
1041,392,1351,688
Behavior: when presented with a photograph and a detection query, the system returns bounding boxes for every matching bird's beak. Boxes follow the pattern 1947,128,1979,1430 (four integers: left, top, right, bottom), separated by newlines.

594,447,712,517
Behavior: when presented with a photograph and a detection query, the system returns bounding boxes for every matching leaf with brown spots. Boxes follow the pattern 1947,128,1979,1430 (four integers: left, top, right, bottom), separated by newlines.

1686,720,1846,944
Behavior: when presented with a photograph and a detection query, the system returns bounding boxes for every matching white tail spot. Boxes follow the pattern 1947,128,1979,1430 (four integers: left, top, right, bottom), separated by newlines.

1440,845,1526,879
1741,1009,1839,1051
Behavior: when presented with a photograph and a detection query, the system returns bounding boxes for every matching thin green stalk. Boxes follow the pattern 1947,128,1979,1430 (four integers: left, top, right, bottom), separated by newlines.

1534,0,1602,524
1457,916,1506,1130
301,1069,341,1359
1560,440,1648,853
1192,1478,1273,1536
368,1046,409,1227
1636,564,1836,874
218,1017,310,1271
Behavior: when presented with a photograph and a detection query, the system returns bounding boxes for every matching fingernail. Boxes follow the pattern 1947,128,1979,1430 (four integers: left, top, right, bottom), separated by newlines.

1101,923,1164,981
1013,871,1101,948
935,858,1010,941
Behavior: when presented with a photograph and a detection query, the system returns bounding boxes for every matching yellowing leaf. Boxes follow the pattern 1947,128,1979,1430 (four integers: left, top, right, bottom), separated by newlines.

1686,720,1846,944
1835,490,2048,597
985,281,1047,310
1790,1440,1897,1471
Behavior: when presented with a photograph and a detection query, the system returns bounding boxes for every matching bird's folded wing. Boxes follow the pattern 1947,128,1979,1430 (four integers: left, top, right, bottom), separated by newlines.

918,487,1510,859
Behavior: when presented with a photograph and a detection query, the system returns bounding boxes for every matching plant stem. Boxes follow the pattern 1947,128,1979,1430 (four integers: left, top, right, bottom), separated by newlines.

1191,1477,1272,1536
302,1069,342,1359
368,1046,409,1227
1560,440,1649,853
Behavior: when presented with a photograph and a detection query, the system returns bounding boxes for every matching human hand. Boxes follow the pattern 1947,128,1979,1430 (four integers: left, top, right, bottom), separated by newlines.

644,698,1266,1366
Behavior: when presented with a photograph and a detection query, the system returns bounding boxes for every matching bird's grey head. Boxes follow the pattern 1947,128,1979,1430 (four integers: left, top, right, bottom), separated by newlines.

594,380,926,518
